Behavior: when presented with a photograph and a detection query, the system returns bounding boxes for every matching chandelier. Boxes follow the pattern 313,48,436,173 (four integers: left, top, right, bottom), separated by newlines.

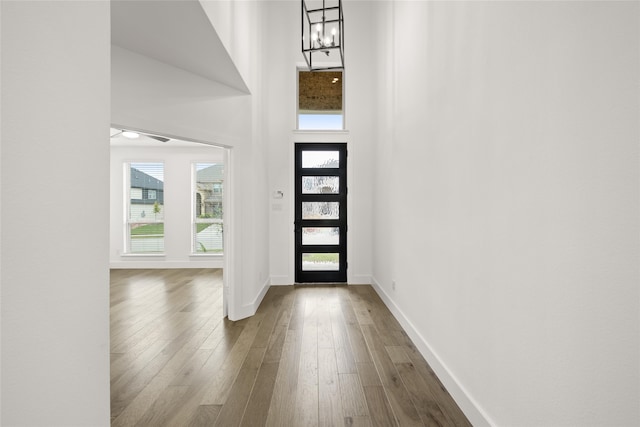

301,0,344,70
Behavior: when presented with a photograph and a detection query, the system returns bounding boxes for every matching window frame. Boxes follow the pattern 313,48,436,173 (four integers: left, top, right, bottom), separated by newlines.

124,161,165,255
191,162,224,255
297,68,345,130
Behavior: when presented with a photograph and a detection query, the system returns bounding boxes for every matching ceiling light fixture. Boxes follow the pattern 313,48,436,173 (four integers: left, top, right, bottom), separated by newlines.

301,0,344,71
122,131,140,139
110,129,171,143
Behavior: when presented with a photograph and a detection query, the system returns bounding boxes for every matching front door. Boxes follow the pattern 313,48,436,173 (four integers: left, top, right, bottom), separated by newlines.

295,143,347,283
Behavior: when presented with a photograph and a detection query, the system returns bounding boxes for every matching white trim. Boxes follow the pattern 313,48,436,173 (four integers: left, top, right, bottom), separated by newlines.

223,148,233,319
370,276,494,427
110,259,224,269
191,162,197,253
232,277,271,320
347,274,371,285
270,275,293,286
288,137,295,287
119,253,165,258
292,130,350,142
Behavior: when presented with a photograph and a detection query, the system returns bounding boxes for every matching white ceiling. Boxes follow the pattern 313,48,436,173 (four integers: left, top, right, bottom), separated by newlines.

111,0,249,94
109,128,211,148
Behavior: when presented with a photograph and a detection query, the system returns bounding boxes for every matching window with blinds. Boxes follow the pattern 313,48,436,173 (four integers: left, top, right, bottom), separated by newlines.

126,162,164,254
193,163,224,254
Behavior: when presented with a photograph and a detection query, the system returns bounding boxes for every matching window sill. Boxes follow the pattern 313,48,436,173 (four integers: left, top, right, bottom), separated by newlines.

190,253,223,258
293,129,350,135
121,253,165,257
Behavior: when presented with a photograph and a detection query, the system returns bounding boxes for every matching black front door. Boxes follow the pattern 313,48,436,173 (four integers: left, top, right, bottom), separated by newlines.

295,143,347,283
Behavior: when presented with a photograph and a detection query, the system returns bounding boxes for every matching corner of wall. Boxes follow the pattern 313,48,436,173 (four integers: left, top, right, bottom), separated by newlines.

229,276,271,321
270,275,293,286
370,276,495,427
348,274,372,285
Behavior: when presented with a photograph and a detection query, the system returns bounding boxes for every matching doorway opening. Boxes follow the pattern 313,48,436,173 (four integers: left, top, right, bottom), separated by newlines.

109,128,234,421
109,127,231,315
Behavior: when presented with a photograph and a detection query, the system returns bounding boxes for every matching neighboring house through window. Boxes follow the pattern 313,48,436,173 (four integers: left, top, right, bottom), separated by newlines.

193,163,223,254
126,162,164,253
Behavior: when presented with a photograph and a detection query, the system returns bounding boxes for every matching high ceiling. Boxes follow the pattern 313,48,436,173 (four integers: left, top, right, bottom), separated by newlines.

111,0,249,94
109,128,210,148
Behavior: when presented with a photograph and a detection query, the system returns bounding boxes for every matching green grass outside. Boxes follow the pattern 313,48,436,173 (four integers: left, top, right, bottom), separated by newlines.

132,223,221,236
303,253,339,263
131,223,164,235
131,223,223,254
197,246,224,254
196,223,221,233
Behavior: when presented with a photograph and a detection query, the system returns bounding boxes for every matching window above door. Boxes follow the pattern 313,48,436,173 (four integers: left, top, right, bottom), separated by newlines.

298,70,344,130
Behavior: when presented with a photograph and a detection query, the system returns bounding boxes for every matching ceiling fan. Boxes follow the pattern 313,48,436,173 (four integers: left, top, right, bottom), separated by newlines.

110,129,170,143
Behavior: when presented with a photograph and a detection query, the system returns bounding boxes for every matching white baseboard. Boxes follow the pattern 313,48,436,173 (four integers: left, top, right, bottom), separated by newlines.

270,275,293,286
231,277,271,321
110,259,224,269
270,275,371,286
348,274,371,285
370,276,493,427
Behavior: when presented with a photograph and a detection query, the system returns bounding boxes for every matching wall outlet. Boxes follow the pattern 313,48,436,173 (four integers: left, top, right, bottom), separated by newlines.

392,280,396,291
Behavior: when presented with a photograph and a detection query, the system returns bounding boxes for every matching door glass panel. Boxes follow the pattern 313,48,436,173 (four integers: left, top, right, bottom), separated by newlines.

302,227,339,245
302,176,339,194
302,202,339,219
302,151,339,168
302,253,339,271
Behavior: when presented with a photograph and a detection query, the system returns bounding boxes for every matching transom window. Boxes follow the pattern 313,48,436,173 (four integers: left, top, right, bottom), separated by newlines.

298,70,343,130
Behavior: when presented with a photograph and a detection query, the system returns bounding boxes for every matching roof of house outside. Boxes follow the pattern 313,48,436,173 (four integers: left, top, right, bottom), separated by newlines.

131,167,164,190
197,164,224,182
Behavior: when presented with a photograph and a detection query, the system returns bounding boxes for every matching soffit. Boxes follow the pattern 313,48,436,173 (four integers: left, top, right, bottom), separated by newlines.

109,128,214,148
111,0,249,94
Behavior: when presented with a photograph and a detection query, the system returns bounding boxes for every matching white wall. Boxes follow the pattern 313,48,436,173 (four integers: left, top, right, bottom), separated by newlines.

112,45,251,148
1,2,111,425
200,0,255,89
372,1,639,426
265,0,375,286
110,144,225,269
1,2,4,416
0,1,267,423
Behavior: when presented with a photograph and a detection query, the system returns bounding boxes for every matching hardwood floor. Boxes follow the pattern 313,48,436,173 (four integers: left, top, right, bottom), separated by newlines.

110,269,471,426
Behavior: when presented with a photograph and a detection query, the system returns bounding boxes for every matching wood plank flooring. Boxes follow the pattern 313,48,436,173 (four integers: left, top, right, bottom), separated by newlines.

110,269,471,426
